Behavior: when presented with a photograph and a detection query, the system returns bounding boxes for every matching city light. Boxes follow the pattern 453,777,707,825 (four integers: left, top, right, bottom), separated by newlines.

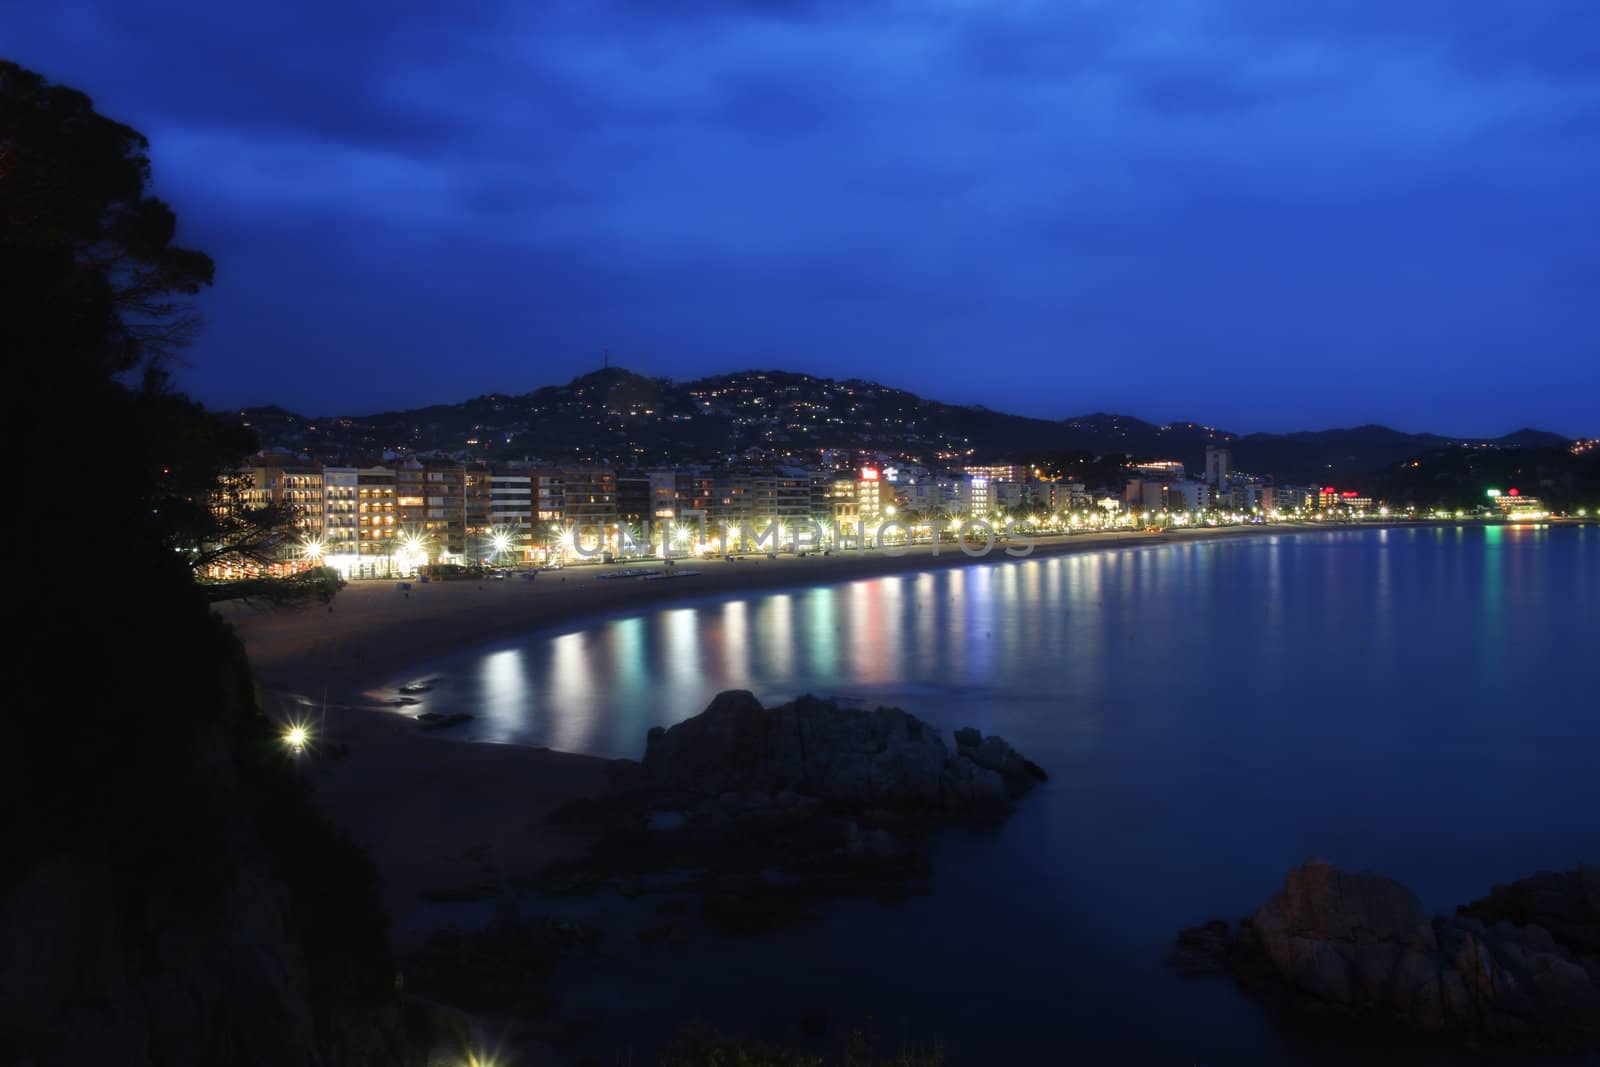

209,442,1544,575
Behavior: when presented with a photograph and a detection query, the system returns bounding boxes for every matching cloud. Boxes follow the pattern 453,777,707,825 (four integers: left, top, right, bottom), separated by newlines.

5,0,1597,433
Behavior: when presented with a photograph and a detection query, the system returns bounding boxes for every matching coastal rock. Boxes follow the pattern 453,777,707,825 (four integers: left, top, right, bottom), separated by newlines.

939,754,1008,808
553,692,1047,933
1174,860,1600,1049
1457,867,1600,956
640,691,1043,812
954,730,1048,790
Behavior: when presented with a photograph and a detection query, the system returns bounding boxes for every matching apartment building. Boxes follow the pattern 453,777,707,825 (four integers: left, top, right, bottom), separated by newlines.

236,457,324,539
321,466,397,564
396,459,466,561
489,467,534,559
562,467,620,553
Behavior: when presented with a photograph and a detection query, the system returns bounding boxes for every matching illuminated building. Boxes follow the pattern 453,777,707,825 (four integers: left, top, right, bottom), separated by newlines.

396,459,466,561
1228,479,1270,511
1274,486,1314,512
963,464,1028,484
562,467,620,552
1488,488,1547,519
828,477,860,530
488,467,534,559
857,466,895,523
1317,488,1372,512
713,469,816,531
1040,481,1087,513
320,466,397,572
235,457,324,539
954,474,990,516
530,468,564,523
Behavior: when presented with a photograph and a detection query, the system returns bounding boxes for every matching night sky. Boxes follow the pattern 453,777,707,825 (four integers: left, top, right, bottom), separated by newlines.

10,2,1599,435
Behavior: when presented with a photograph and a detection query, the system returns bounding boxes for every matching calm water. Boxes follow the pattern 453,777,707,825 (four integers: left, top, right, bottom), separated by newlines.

390,526,1600,1063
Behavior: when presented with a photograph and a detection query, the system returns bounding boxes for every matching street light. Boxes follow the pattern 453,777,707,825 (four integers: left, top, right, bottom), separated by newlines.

283,721,311,754
398,531,428,569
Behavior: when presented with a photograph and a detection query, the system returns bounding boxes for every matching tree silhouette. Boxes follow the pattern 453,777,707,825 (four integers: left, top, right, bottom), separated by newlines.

4,63,394,1063
2,59,337,606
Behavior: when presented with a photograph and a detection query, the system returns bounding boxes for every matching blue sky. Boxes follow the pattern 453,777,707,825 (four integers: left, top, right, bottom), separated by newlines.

9,0,1599,434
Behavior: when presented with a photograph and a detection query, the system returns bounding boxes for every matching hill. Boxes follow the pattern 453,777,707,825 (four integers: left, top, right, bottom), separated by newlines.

229,368,1573,487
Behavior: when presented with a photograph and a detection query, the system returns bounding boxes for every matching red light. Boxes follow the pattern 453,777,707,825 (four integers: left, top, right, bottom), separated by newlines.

860,467,879,481
1508,487,1520,496
1323,487,1336,493
1342,491,1358,498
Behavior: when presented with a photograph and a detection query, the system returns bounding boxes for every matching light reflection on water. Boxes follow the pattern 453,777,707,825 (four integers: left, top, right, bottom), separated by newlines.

403,527,1597,767
387,526,1598,1064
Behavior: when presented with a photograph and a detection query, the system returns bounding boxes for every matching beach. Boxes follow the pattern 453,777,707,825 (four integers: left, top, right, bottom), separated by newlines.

229,523,1342,704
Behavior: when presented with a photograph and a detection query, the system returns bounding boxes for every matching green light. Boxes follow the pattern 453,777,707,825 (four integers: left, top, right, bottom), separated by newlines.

1486,489,1501,498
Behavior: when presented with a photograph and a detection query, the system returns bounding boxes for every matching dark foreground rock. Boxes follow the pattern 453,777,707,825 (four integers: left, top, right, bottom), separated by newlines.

1172,860,1600,1050
546,691,1046,933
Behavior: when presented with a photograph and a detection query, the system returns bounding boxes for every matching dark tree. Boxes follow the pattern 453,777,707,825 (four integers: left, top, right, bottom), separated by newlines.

2,61,402,1063
2,59,338,606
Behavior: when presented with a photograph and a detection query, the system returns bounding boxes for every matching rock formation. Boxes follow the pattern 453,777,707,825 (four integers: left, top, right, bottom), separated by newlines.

551,691,1046,933
639,690,1045,812
1172,860,1600,1049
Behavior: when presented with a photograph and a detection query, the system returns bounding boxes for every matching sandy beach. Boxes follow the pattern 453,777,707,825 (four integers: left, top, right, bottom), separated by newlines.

229,522,1345,704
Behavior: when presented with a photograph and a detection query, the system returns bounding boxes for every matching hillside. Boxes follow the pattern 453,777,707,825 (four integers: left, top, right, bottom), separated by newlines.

230,368,1572,486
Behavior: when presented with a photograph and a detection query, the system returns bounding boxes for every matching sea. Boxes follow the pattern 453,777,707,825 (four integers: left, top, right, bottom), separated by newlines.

387,524,1600,1064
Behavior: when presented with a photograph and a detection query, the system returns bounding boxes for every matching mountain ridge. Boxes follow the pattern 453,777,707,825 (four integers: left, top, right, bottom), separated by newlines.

228,367,1574,486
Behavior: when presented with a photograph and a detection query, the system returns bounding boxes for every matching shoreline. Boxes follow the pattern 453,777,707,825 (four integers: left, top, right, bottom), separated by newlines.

227,518,1499,709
